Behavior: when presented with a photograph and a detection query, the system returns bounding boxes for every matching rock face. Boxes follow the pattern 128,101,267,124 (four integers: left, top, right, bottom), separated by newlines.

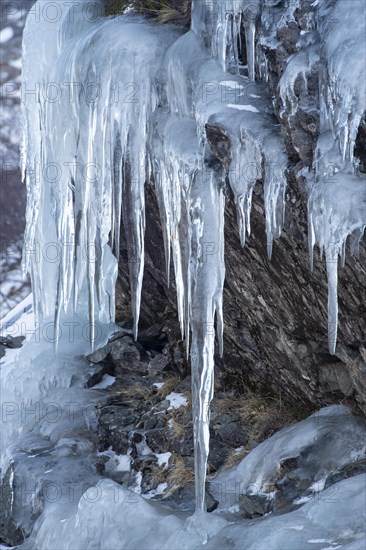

116,1,366,414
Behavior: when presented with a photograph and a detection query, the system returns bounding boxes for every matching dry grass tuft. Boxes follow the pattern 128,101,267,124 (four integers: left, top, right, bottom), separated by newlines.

235,393,297,442
114,383,151,400
211,391,303,471
104,0,191,26
104,0,126,16
156,375,179,398
151,465,169,487
165,454,194,493
171,418,187,441
223,447,248,470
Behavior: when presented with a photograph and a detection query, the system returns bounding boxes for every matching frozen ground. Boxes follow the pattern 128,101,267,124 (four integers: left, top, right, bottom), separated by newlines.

0,296,365,549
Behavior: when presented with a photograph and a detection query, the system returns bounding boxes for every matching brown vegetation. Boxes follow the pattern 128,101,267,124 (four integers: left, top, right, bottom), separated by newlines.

104,0,191,26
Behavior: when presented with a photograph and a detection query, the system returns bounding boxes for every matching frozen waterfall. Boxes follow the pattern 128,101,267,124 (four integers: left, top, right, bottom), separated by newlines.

9,0,366,542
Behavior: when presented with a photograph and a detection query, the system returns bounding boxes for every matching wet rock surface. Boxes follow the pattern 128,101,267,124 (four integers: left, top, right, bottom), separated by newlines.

0,335,25,359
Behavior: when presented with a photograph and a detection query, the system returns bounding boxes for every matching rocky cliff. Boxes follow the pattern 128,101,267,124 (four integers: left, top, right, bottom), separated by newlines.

115,0,366,414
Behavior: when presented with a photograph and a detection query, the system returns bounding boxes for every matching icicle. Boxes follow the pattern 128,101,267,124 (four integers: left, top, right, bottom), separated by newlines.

22,5,180,335
309,0,366,353
229,133,262,247
326,255,338,356
278,47,319,117
245,19,256,81
341,240,346,268
191,0,261,78
317,1,365,166
189,165,226,515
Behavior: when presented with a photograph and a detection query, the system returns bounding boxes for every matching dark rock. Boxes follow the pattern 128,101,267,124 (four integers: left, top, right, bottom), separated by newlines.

161,483,218,513
84,362,109,388
208,439,230,473
153,399,169,412
169,426,194,457
107,336,151,378
144,417,157,430
277,22,301,55
214,421,248,449
85,345,110,364
0,466,27,547
109,336,141,364
145,429,168,454
240,493,271,518
131,456,160,493
355,111,366,173
148,353,170,374
176,376,192,393
97,407,132,454
325,458,366,487
0,335,25,349
137,324,167,351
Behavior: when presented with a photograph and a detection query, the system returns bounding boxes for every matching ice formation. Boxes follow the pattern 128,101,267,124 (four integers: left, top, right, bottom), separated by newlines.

191,0,261,79
22,2,181,342
308,0,366,353
18,0,366,535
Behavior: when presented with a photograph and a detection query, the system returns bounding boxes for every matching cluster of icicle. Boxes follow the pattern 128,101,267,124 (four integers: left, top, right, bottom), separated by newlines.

275,0,366,354
22,0,365,523
309,0,366,354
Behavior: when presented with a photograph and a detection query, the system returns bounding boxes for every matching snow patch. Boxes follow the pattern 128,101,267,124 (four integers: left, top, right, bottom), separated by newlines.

155,452,171,468
166,392,188,410
226,103,259,113
93,374,116,389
